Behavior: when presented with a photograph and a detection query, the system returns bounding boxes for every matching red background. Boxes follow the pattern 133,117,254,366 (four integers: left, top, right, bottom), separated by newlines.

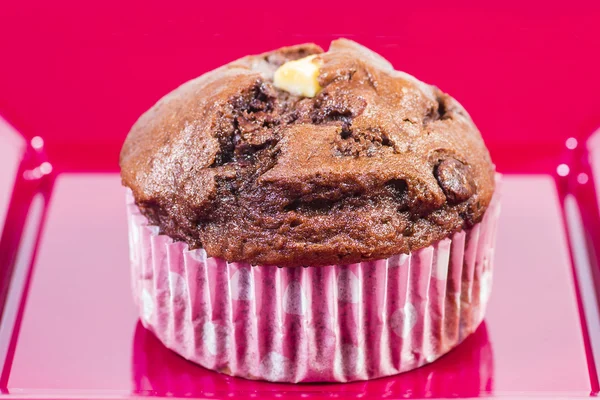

1,0,599,173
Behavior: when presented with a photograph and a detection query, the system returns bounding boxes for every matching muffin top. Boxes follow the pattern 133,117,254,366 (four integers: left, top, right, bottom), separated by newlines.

120,39,495,267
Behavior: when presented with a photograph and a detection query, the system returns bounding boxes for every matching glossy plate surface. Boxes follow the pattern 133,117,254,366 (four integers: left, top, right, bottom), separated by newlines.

0,173,594,399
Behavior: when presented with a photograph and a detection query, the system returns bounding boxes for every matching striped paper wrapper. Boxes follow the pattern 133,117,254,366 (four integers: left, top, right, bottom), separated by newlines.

126,181,501,383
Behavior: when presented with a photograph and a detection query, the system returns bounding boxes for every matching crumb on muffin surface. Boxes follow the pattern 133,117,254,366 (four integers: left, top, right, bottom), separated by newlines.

120,39,495,267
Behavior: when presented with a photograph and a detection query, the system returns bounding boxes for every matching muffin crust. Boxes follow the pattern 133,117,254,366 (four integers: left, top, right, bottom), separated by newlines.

120,39,495,266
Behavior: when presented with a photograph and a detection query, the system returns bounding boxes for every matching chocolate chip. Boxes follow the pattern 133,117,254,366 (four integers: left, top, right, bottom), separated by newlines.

311,90,366,125
424,93,451,125
434,159,475,204
385,179,410,211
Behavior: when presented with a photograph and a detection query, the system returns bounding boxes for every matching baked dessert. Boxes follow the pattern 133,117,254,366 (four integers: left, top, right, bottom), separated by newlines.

121,39,500,382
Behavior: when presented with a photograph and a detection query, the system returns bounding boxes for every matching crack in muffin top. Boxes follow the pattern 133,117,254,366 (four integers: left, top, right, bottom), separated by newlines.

120,39,496,267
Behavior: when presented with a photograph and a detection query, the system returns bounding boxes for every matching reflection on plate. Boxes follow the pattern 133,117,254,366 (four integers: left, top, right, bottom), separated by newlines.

132,320,493,398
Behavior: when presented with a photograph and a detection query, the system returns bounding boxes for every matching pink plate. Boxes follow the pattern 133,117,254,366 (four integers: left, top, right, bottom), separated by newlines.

0,118,598,398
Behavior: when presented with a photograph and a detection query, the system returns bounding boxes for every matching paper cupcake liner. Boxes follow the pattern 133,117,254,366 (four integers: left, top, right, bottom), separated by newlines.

126,182,501,383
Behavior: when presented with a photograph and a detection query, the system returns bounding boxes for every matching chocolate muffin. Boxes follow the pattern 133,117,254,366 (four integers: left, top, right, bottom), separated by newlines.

122,39,501,382
120,38,495,267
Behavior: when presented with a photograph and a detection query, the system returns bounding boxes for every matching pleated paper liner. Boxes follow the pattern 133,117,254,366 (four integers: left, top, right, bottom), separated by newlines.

126,180,501,382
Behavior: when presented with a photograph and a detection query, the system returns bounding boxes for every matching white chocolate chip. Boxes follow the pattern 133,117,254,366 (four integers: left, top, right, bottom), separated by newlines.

273,55,322,97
